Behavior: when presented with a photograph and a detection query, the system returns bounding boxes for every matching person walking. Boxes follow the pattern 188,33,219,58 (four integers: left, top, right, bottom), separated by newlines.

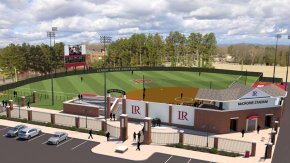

2,100,4,107
106,132,110,141
88,129,93,139
27,101,30,108
113,114,116,121
137,131,141,142
136,141,141,151
80,94,83,100
78,94,81,100
110,113,113,120
242,129,245,137
257,125,260,134
133,132,136,142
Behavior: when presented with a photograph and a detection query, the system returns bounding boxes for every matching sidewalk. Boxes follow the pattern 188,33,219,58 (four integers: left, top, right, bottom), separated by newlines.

0,106,276,163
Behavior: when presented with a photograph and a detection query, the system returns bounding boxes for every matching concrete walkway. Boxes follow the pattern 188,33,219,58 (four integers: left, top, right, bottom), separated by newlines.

0,106,276,163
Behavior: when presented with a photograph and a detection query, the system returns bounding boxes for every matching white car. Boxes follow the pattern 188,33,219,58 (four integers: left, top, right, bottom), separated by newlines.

18,127,41,140
47,132,68,145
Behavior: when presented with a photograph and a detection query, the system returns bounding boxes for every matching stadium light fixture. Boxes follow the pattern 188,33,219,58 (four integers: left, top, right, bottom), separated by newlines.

273,34,281,83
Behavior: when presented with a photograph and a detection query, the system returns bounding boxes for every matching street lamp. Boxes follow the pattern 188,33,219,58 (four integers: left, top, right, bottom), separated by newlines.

273,34,282,83
285,35,290,91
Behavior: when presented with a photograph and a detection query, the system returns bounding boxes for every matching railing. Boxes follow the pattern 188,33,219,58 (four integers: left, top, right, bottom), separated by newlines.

106,123,120,138
79,116,102,131
11,108,28,119
151,132,179,145
55,114,76,127
217,137,252,154
184,134,214,148
31,110,51,123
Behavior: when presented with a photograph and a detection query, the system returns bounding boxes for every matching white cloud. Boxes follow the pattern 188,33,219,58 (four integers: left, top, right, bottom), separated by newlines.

0,0,290,47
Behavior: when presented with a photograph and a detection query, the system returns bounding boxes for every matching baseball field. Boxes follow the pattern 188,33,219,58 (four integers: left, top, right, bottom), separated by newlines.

0,70,260,110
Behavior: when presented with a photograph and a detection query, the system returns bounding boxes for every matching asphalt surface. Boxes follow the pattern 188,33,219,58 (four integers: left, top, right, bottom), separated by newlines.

272,86,290,163
0,125,210,163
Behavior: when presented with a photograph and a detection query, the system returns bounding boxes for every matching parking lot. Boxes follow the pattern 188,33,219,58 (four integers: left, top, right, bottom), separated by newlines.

0,125,211,163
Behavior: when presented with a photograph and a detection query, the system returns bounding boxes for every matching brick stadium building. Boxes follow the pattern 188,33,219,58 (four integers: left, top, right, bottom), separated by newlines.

194,83,286,133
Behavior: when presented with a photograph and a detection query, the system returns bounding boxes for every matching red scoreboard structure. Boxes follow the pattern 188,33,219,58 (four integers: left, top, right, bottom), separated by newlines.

64,45,86,67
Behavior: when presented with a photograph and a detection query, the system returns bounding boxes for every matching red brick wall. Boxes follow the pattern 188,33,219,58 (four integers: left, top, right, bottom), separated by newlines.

63,103,99,117
194,107,282,134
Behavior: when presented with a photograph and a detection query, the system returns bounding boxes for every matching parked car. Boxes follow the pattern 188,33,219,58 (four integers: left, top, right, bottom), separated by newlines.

18,127,41,140
47,132,68,145
6,125,27,137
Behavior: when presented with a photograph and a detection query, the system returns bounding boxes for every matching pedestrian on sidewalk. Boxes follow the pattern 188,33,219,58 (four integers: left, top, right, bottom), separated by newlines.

110,113,112,120
4,100,7,107
137,131,141,142
242,129,245,137
80,94,83,100
106,132,110,141
257,125,260,134
136,141,141,151
27,101,30,108
78,94,81,100
133,132,136,142
113,114,116,121
88,129,93,139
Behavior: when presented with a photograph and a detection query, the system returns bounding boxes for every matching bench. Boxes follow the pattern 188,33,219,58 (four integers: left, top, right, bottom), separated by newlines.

115,145,128,153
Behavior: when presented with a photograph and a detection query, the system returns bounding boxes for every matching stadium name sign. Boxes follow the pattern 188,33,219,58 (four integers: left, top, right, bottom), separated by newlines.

96,67,141,72
238,100,268,106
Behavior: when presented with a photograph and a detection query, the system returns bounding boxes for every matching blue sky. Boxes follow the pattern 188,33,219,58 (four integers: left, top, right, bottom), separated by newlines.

0,0,290,47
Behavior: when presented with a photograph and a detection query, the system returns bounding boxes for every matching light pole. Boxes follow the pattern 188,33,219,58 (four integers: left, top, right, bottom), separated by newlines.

100,36,112,67
273,34,281,83
47,27,57,106
285,35,290,91
104,72,107,122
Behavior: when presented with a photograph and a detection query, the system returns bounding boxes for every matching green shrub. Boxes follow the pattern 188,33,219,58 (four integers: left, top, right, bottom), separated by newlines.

0,115,7,119
70,126,77,131
209,148,218,154
45,122,52,127
175,143,184,148
20,118,28,123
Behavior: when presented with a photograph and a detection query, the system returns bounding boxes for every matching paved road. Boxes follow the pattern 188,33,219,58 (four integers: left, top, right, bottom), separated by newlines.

0,125,210,163
272,86,290,163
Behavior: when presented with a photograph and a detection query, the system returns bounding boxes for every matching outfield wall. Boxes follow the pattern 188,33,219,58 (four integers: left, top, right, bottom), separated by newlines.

0,66,267,92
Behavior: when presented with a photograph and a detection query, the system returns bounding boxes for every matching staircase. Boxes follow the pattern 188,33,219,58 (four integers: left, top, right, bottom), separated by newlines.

112,101,122,120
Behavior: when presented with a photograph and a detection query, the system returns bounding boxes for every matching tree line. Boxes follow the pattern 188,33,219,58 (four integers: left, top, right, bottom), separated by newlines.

0,43,64,78
219,44,290,66
103,31,217,68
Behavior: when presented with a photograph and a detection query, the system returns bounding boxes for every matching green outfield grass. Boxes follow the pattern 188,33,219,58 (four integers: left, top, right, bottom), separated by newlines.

0,71,259,110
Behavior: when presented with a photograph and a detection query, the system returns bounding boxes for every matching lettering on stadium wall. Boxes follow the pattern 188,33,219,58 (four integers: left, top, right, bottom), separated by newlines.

238,100,268,106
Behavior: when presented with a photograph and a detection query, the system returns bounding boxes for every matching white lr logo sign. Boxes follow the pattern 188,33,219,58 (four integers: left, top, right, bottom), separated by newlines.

131,105,141,114
178,111,188,121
